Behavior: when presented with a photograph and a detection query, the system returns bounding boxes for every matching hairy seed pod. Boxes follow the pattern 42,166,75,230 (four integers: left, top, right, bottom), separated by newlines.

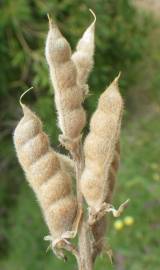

13,104,77,241
80,74,123,211
92,142,120,259
71,9,96,88
45,16,86,139
57,153,75,178
106,142,120,203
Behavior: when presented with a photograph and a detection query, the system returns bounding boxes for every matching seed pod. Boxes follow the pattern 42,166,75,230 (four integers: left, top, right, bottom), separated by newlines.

80,74,123,211
45,15,86,139
92,142,120,259
71,9,96,88
106,142,120,203
13,104,77,241
57,153,75,178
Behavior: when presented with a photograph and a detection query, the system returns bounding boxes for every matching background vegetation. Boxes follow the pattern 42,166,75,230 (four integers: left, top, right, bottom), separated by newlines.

0,0,160,269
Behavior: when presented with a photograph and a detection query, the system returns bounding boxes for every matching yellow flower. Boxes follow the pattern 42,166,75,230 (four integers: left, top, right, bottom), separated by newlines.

150,163,158,170
124,216,134,226
114,219,124,231
152,173,160,181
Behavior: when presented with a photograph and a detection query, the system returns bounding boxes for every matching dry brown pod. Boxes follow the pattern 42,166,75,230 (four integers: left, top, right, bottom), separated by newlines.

80,74,123,216
13,98,77,254
72,9,96,95
92,141,120,259
45,15,86,141
57,153,75,178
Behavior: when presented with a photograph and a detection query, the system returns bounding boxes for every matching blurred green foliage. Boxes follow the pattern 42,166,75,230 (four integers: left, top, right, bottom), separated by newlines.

1,0,160,269
1,0,149,95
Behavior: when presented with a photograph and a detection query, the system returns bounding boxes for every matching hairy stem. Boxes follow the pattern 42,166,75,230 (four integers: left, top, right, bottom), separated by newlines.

73,141,93,270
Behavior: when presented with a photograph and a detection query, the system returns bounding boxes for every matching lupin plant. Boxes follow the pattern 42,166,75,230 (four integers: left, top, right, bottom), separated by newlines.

13,10,129,270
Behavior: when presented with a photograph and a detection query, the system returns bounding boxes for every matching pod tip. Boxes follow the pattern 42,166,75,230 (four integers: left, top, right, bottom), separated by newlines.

47,13,54,29
19,86,34,108
89,9,96,24
114,71,121,84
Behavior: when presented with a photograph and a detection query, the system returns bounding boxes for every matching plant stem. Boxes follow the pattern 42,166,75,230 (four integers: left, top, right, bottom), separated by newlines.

74,141,93,270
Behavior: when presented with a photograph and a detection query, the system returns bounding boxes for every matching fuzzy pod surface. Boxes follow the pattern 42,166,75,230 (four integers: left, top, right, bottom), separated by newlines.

45,16,86,139
57,153,75,178
13,104,77,240
71,10,96,87
80,75,123,211
92,141,121,258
